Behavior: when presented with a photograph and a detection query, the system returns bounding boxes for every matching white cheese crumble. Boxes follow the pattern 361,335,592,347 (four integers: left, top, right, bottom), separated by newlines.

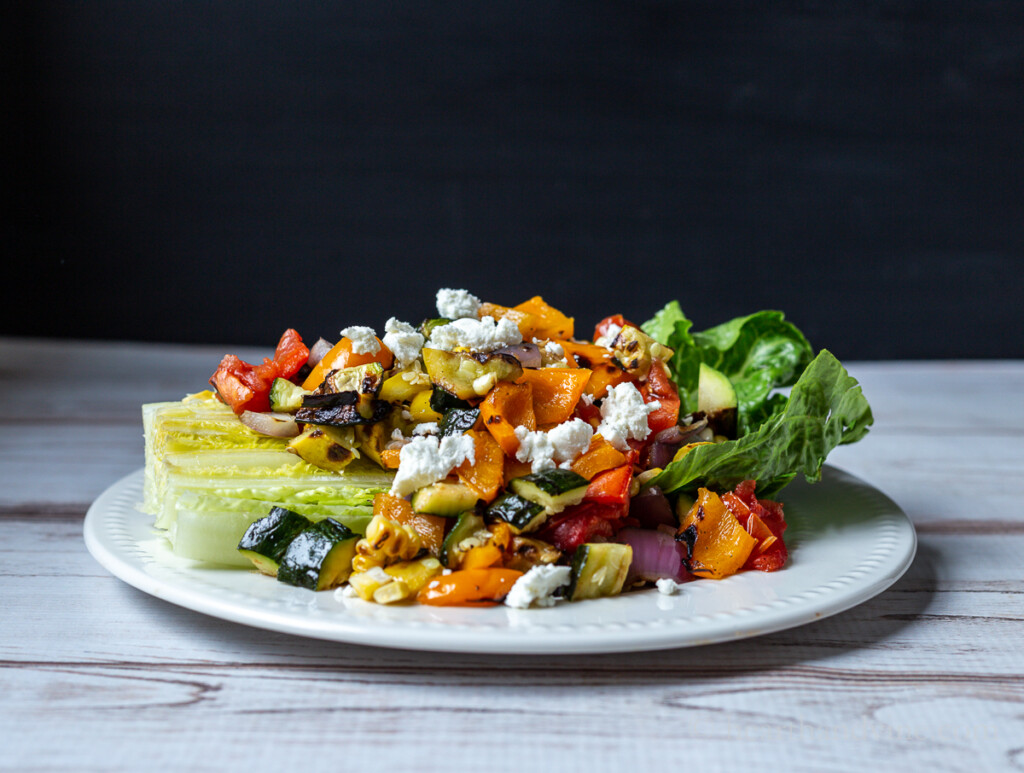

335,584,359,599
412,422,439,436
389,434,476,497
513,418,594,473
505,565,572,608
381,317,424,368
596,382,660,451
425,315,523,353
543,341,564,357
656,578,683,595
339,325,380,355
436,288,481,320
594,322,622,349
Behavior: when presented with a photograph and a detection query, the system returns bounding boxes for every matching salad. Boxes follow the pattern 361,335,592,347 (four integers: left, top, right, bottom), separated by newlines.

141,289,872,608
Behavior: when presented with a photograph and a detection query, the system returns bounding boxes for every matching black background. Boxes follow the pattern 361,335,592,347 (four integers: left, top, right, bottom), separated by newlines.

6,1,1022,359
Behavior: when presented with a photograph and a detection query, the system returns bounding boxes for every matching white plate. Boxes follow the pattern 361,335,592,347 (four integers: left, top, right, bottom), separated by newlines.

84,466,915,654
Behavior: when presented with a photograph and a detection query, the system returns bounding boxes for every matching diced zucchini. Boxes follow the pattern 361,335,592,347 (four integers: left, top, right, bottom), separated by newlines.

277,518,360,591
237,507,312,576
422,349,523,400
269,378,309,413
379,371,431,404
429,386,471,415
566,543,633,602
410,480,479,517
509,469,589,514
420,317,452,339
439,512,485,568
697,363,738,438
487,492,548,534
439,407,480,436
287,424,360,471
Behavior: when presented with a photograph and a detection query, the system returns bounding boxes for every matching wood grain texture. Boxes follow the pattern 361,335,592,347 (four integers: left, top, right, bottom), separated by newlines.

1,339,1023,771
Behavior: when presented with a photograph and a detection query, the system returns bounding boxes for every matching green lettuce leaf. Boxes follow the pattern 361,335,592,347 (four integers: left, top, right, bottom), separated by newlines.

641,301,701,413
692,311,813,434
651,350,873,497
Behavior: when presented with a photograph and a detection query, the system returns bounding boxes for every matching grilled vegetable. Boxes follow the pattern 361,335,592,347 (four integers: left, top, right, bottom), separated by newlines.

697,363,738,438
302,362,385,416
439,407,481,436
509,469,590,514
566,542,633,601
287,424,360,471
410,480,480,517
238,507,312,576
422,348,523,400
419,317,452,339
269,378,309,413
277,518,360,590
439,511,486,568
609,325,672,378
294,399,390,427
429,386,472,415
487,492,547,534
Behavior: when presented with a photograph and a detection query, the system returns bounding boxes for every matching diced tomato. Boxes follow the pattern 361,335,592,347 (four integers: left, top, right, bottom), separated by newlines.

584,464,632,508
593,314,639,342
723,480,788,572
641,360,681,435
273,328,310,380
537,502,623,553
209,329,309,414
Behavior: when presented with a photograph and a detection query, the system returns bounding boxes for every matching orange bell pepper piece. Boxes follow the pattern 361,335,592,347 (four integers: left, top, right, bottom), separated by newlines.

480,382,535,456
380,448,401,469
373,493,446,557
460,544,504,570
512,296,574,340
477,302,540,339
503,455,534,481
559,342,633,399
456,429,505,502
516,368,592,425
678,488,757,579
571,434,627,480
301,336,394,391
416,568,523,606
584,464,632,508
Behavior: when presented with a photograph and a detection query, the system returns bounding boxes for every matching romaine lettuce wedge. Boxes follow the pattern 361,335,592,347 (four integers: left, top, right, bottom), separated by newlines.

651,350,873,497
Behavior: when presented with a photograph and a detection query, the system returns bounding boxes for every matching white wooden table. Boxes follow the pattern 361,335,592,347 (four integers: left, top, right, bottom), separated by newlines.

3,338,1023,771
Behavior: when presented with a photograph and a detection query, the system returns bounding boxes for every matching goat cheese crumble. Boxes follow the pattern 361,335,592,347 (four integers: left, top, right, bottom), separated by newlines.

656,578,684,595
381,317,424,368
505,564,572,608
513,418,594,472
594,322,622,349
425,316,523,353
339,326,380,355
597,382,660,451
436,288,481,320
389,434,476,497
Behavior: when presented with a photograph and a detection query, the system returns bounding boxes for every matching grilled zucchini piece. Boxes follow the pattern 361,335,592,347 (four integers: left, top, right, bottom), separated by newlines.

277,518,360,591
420,317,452,339
438,407,481,436
487,492,547,534
422,348,523,400
509,469,589,514
566,543,633,601
269,378,309,413
697,363,738,438
287,424,360,471
302,362,385,416
429,386,472,415
439,511,486,568
410,480,479,517
238,507,312,576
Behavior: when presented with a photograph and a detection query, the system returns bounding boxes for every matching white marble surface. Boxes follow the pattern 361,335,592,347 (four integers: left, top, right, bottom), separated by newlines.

2,338,1022,771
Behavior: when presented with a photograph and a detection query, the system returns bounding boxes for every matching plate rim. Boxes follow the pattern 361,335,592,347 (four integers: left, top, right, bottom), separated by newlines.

84,465,916,654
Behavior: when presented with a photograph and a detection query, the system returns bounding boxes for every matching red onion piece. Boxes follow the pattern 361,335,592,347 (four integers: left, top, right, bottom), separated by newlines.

628,488,676,529
493,342,542,368
641,441,676,471
617,527,690,583
307,338,334,368
239,410,301,438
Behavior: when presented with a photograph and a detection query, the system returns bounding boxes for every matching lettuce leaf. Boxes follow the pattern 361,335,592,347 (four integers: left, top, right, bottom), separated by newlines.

642,303,813,431
651,350,873,497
